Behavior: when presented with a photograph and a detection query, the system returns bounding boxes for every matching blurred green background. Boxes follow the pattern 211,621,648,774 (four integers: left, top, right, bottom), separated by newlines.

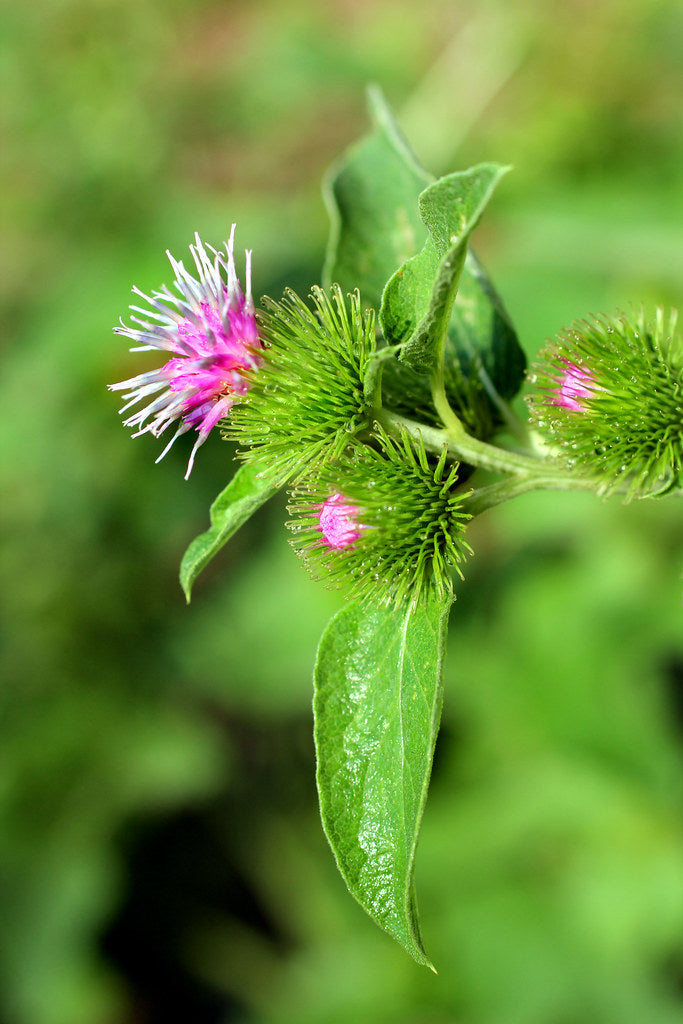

1,1,682,1022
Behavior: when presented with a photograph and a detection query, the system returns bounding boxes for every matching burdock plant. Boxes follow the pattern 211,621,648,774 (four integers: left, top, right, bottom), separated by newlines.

110,89,681,969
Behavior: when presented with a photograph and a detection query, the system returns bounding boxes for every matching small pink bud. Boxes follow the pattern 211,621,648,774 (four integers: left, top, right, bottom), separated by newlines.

552,362,598,412
317,493,365,550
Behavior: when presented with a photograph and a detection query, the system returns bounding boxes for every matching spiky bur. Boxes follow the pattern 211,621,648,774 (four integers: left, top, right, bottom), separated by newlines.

288,427,473,608
109,227,260,478
527,308,682,498
225,285,375,482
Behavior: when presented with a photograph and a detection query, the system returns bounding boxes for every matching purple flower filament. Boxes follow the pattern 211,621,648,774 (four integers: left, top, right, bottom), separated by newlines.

110,226,260,477
317,493,365,549
553,362,598,412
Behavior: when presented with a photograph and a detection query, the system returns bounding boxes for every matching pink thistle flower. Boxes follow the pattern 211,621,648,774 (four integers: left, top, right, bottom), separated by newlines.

109,226,260,478
552,362,598,412
317,493,365,550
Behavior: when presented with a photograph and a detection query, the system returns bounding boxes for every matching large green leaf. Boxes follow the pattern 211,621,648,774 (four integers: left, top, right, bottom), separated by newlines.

380,163,510,372
180,462,281,601
324,90,526,430
322,86,431,309
314,593,452,967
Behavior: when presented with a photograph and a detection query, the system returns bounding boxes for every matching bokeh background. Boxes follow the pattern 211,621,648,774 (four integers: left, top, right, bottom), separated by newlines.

2,1,682,1022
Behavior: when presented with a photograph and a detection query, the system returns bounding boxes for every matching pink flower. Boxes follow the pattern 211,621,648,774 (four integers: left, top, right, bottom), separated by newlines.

317,493,365,550
552,362,597,412
109,226,260,478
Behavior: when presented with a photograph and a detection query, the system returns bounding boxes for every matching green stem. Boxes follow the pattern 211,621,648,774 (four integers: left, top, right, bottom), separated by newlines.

462,473,602,516
378,409,545,477
430,369,463,435
363,345,402,411
377,409,613,502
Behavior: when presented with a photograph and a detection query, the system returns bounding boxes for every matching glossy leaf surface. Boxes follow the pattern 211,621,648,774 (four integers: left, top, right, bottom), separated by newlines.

323,86,431,309
380,163,509,372
314,593,452,967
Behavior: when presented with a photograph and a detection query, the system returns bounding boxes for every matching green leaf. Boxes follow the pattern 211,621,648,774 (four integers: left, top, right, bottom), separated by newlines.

380,163,510,372
380,249,526,438
322,86,431,310
313,592,452,968
324,91,526,427
180,462,281,602
444,249,525,404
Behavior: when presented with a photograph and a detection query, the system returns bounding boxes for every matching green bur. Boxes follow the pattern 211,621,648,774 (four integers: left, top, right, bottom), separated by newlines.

529,308,683,499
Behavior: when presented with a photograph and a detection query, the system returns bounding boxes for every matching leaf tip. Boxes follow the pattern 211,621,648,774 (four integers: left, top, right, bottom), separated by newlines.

405,939,436,972
179,549,196,603
180,569,193,604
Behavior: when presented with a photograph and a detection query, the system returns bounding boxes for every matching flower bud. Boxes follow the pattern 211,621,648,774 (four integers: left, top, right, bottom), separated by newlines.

288,427,472,607
317,493,366,550
527,309,682,498
551,362,600,412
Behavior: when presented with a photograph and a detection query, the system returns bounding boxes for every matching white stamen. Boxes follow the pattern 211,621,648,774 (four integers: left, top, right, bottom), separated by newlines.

156,423,191,465
224,224,237,296
184,434,204,479
244,249,253,308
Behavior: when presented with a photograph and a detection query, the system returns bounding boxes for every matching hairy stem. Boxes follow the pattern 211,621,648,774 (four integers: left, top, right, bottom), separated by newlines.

376,408,614,502
462,473,602,516
378,409,545,476
430,370,464,436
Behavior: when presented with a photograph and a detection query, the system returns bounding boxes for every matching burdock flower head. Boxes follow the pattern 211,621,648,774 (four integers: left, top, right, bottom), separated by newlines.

288,426,473,607
528,308,682,498
225,285,376,483
109,226,260,478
